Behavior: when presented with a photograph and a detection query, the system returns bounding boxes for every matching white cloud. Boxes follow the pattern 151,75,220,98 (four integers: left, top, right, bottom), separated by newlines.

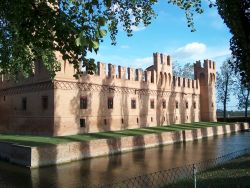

173,42,207,59
169,42,231,70
133,56,153,68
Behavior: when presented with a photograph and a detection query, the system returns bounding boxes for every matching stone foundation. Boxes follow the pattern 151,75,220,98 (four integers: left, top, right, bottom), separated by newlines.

0,122,249,168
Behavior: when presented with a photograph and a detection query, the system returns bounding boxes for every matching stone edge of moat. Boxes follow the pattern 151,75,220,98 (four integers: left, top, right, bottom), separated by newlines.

0,122,249,168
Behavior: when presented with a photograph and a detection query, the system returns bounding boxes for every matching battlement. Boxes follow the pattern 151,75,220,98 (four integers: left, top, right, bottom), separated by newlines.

0,52,214,92
194,59,216,85
77,58,199,92
194,59,216,72
153,52,171,66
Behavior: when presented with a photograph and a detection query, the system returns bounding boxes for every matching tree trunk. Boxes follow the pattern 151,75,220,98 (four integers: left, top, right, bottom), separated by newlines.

244,89,250,118
223,75,229,121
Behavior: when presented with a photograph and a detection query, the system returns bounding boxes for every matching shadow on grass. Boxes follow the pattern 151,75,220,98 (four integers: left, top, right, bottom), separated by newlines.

0,122,236,147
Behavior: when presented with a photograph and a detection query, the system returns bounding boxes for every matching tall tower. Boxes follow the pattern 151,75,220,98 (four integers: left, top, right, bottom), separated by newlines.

152,52,173,88
194,60,217,122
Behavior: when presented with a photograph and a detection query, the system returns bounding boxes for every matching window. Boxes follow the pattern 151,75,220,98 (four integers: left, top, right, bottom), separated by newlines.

108,97,113,109
131,99,136,109
150,99,154,109
194,102,196,109
104,119,107,125
137,117,139,124
42,96,48,110
22,97,27,111
151,117,153,122
80,97,87,109
176,101,179,109
3,96,5,101
186,102,189,109
162,100,166,109
121,118,124,124
80,118,86,128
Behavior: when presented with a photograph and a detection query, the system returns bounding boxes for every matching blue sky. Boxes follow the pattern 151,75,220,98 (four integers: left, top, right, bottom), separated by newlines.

88,0,236,109
88,0,231,69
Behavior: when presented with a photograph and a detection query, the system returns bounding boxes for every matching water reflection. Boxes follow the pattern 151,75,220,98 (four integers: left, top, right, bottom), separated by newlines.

0,132,249,188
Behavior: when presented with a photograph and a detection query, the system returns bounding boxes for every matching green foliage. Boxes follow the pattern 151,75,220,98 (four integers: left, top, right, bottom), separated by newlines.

168,0,203,32
216,0,250,84
0,0,204,79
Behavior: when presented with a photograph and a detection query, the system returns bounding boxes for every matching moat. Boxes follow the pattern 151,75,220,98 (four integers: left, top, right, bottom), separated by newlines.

0,131,249,188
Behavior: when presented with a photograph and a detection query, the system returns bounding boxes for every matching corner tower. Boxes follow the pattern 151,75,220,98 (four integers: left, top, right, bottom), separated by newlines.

194,60,216,122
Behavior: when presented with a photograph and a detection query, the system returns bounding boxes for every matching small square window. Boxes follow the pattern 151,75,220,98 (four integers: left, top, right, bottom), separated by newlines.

80,97,87,109
22,97,27,111
162,100,166,109
42,96,48,110
131,99,136,109
150,100,154,109
80,118,85,128
176,101,179,109
108,97,113,109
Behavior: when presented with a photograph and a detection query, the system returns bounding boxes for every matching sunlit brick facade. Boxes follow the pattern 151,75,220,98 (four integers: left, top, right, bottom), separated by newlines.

0,52,216,136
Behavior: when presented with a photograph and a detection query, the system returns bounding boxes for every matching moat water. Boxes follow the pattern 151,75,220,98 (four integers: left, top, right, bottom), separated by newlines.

0,131,249,188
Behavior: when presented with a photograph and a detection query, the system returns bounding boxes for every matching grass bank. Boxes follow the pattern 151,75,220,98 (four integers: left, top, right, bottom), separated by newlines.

165,153,250,188
0,122,231,147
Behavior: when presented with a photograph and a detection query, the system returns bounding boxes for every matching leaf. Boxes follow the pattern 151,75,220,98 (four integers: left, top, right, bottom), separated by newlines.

104,0,112,8
75,34,87,47
99,29,107,37
75,37,81,46
98,17,107,26
91,40,99,49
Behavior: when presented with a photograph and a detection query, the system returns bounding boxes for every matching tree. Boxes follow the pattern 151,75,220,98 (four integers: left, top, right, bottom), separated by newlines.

1,1,248,83
216,58,235,120
0,0,203,79
216,0,250,84
173,62,194,79
234,74,250,118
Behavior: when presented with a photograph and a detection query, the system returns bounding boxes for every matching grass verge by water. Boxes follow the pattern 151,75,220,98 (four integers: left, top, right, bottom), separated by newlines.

165,153,250,188
0,121,231,146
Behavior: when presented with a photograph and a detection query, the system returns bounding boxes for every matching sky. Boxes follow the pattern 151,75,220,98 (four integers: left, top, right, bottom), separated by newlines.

88,0,236,110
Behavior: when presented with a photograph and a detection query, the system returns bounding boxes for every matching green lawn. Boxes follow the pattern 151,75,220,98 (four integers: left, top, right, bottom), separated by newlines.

164,153,250,188
0,122,231,147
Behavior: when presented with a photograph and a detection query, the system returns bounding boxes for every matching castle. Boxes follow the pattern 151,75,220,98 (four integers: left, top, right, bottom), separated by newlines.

0,53,216,136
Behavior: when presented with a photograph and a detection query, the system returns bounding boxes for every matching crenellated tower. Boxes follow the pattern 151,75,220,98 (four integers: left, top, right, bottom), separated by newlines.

194,60,216,122
148,53,173,88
